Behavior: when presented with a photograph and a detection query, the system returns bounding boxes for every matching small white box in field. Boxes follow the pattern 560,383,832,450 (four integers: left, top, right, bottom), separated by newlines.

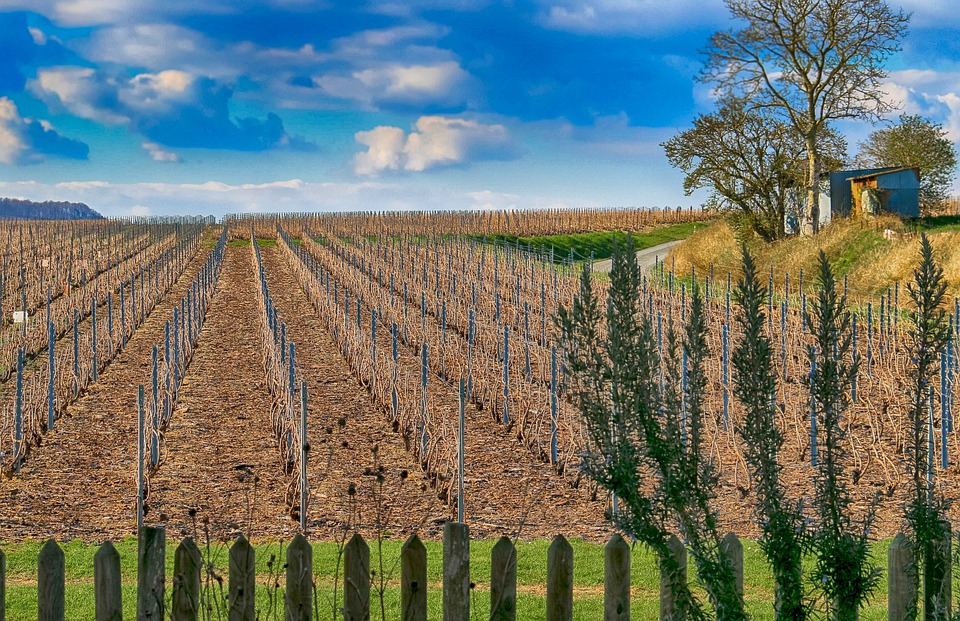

13,311,27,324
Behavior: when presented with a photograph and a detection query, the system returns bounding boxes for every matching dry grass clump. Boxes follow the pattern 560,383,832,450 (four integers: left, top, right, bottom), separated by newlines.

666,214,960,302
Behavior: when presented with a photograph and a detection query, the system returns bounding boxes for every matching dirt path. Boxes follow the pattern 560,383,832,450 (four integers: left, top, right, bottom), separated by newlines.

592,239,683,273
0,247,213,542
148,245,292,541
259,245,447,539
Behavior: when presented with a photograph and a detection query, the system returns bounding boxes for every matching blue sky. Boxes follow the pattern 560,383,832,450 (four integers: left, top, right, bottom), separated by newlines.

0,0,957,218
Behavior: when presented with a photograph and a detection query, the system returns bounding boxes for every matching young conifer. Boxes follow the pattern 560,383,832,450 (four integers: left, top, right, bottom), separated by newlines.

904,233,951,621
806,251,879,621
732,245,808,620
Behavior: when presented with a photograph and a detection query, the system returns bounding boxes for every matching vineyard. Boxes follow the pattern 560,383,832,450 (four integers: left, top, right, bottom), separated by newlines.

0,207,957,545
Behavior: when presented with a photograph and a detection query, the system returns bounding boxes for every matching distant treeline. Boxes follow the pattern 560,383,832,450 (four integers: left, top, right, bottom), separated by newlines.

0,198,103,220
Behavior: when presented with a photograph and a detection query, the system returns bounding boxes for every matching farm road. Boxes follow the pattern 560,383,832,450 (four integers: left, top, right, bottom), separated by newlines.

591,239,682,273
147,245,291,540
0,246,214,542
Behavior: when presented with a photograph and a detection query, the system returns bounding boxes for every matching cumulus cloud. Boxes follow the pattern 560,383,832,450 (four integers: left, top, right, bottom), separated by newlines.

0,97,89,164
882,70,960,141
31,67,305,151
354,116,517,175
318,61,475,109
142,142,180,162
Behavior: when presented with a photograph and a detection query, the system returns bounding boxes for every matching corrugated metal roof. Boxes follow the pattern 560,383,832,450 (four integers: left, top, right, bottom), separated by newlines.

849,167,920,182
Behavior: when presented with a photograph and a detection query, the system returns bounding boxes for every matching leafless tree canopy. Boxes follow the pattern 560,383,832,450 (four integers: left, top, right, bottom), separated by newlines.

700,0,909,234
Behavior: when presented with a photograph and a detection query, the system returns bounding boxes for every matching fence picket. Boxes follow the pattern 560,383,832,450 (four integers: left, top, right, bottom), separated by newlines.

888,533,916,621
137,526,165,620
401,534,427,621
229,535,256,621
547,535,573,621
94,541,122,621
0,547,5,621
605,534,630,621
721,532,743,598
172,537,202,621
491,536,517,621
286,534,312,621
660,534,686,621
343,533,370,621
37,539,64,621
443,522,470,621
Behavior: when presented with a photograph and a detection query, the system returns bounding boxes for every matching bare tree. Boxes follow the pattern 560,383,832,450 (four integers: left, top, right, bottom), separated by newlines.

701,0,909,236
663,100,846,241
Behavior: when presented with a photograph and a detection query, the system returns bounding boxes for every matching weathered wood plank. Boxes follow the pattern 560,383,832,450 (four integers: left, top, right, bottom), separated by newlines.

660,534,686,621
0,547,6,621
924,523,952,621
285,534,313,621
401,534,427,621
172,537,202,621
37,539,64,621
343,533,370,621
605,533,630,621
229,535,256,621
720,532,743,598
137,526,166,620
547,535,573,621
491,536,517,621
888,533,916,621
443,522,470,621
94,541,122,621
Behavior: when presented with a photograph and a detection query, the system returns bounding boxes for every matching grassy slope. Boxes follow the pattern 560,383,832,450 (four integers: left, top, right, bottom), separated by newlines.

477,221,709,263
0,536,897,620
667,215,960,302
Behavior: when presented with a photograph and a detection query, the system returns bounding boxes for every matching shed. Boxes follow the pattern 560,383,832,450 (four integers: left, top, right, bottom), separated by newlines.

848,167,920,218
822,167,920,220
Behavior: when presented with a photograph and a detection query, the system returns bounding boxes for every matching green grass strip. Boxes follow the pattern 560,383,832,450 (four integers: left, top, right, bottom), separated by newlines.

0,536,895,620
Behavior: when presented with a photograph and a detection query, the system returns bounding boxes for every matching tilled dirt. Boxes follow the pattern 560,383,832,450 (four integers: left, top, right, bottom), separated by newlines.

0,247,213,542
260,245,614,542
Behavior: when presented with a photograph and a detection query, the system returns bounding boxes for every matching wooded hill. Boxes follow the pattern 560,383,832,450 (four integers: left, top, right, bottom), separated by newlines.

0,198,103,220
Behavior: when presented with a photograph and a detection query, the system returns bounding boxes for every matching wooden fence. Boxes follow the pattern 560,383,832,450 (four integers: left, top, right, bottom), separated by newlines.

0,523,950,620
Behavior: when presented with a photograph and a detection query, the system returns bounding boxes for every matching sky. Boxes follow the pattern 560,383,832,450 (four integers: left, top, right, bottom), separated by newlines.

0,0,957,218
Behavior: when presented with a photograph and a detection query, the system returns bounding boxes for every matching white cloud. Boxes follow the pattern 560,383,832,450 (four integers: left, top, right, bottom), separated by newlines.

32,67,129,125
539,0,727,34
882,69,960,141
142,142,180,162
130,205,151,217
0,99,27,165
353,116,516,175
467,190,519,211
318,61,474,108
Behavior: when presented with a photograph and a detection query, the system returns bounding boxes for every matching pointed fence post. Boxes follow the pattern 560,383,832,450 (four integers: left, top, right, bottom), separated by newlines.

660,535,686,621
172,538,202,621
38,539,64,621
0,547,5,621
443,522,470,621
94,541,122,621
286,534,313,621
491,536,517,621
924,523,952,621
888,533,916,621
401,535,427,621
720,532,743,599
229,535,256,621
547,535,573,621
343,533,370,621
605,534,630,621
137,526,166,620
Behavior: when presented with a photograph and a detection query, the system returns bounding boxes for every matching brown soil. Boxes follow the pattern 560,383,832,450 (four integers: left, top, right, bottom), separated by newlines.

0,247,213,542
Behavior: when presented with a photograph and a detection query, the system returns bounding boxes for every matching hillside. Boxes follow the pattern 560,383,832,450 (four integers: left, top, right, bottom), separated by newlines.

666,214,960,302
0,197,103,220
